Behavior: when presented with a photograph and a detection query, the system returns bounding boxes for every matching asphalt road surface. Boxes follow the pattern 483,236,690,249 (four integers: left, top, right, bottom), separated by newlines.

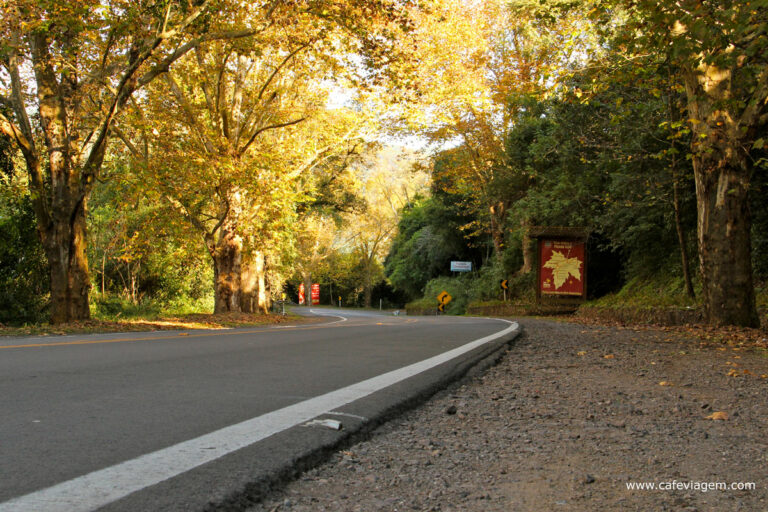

0,309,517,511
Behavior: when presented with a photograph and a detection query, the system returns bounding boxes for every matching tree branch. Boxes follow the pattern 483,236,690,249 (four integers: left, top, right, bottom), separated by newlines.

110,123,145,163
81,0,241,192
238,117,306,156
136,29,261,90
256,42,312,104
164,72,216,154
3,47,50,226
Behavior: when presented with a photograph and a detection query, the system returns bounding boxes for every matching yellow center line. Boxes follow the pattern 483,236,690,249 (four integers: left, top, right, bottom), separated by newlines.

0,317,422,350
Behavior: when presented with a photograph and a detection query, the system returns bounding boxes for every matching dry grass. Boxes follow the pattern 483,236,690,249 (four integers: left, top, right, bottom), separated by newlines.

0,311,308,337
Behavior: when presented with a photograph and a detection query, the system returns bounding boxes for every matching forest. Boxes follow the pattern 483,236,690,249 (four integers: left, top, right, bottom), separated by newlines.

1,0,767,328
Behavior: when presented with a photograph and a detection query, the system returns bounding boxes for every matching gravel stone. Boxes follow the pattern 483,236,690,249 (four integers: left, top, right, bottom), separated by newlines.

248,318,768,511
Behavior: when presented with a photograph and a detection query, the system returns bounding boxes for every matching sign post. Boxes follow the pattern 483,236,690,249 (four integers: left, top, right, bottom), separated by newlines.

500,279,509,302
529,227,589,306
437,290,452,313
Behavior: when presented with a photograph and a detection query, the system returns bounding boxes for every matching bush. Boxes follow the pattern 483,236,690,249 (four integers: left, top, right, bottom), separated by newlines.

0,196,49,324
90,294,215,320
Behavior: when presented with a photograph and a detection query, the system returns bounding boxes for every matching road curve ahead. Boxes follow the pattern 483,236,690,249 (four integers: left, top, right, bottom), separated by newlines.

0,309,518,512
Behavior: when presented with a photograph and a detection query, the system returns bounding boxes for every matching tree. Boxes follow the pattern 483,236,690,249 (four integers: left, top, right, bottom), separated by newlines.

87,165,211,306
291,127,372,306
385,193,484,299
506,70,699,290
340,146,427,307
119,37,314,313
0,0,279,322
390,0,598,261
613,0,768,326
0,169,49,324
0,0,417,323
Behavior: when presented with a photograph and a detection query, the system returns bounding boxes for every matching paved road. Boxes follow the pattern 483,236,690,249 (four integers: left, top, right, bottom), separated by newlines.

0,309,517,511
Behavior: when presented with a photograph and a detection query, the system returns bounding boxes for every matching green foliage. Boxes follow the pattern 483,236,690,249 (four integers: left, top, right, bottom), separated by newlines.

412,275,473,315
397,44,702,312
385,196,482,299
0,189,49,324
507,62,697,280
406,260,538,315
88,162,213,308
751,132,768,280
90,295,214,321
587,273,699,309
0,132,14,177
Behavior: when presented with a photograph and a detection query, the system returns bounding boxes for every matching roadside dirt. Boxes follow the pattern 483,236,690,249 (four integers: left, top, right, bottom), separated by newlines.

249,318,768,511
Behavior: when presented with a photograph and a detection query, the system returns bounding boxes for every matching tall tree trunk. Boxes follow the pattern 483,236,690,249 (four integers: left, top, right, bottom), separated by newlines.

240,251,270,314
667,91,695,300
255,252,270,314
240,259,257,313
694,158,758,327
363,279,373,309
684,67,759,327
489,201,507,261
672,177,695,299
520,218,534,274
44,199,90,324
212,228,243,314
303,272,312,307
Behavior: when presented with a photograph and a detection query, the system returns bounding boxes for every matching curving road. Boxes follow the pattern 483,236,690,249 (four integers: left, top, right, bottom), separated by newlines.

0,309,517,511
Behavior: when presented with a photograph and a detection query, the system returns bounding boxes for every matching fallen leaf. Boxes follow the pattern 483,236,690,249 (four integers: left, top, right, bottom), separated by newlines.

706,411,728,421
743,369,754,376
577,351,587,356
727,369,739,377
603,354,615,359
760,374,767,379
659,381,673,386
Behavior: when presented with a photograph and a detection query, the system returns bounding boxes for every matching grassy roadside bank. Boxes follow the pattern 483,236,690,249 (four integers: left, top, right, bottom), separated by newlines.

407,275,768,330
0,310,307,337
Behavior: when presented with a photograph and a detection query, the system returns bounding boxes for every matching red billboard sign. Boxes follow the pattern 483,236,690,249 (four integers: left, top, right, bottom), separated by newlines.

298,283,305,305
311,283,320,305
539,239,585,296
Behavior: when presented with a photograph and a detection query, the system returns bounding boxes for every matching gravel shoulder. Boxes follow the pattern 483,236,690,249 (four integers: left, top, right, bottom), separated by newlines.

248,318,768,512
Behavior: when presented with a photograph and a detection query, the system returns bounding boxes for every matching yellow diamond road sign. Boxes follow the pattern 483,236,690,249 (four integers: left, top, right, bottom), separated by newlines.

437,291,452,304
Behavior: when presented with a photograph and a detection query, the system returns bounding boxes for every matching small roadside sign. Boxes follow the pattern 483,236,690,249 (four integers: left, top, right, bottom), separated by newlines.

500,279,510,302
450,261,472,272
311,283,320,305
438,302,446,313
437,290,452,305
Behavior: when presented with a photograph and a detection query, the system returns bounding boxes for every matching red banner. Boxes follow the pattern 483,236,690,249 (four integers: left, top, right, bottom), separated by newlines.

539,239,585,296
298,283,305,305
311,283,320,305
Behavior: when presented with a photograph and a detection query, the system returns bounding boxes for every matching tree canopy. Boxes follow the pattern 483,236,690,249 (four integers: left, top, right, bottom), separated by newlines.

1,0,767,327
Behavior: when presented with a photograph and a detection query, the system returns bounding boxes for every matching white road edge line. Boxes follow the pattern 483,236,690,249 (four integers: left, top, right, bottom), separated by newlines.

0,320,518,512
308,309,348,324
